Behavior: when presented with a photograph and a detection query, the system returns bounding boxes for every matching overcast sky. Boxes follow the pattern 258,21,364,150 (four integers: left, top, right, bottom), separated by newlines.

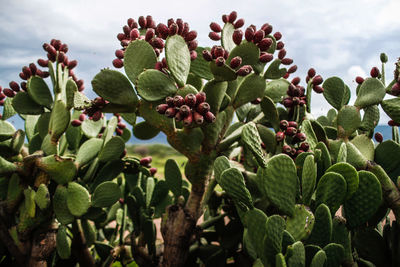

1,0,399,127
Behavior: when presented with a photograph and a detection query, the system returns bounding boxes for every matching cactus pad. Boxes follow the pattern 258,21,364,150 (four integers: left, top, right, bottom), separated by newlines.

326,162,359,199
263,215,285,265
219,168,253,210
27,76,53,109
286,205,315,241
56,225,71,259
66,182,90,217
322,77,348,110
233,73,266,109
354,78,385,108
245,208,268,258
336,105,361,138
92,181,121,208
165,34,190,87
307,204,332,248
287,241,305,267
53,185,74,224
264,79,290,103
242,122,266,167
301,154,316,206
124,40,157,84
315,172,347,214
323,243,345,267
164,159,182,198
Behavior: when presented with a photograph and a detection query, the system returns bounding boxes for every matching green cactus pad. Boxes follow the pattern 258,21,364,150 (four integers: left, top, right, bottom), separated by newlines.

315,142,331,180
36,112,51,139
245,208,268,258
381,97,400,123
75,138,103,167
351,134,374,161
81,219,95,247
326,162,359,199
136,69,177,101
38,155,76,184
345,141,368,169
92,181,121,208
321,77,347,110
41,134,57,155
102,116,118,144
66,182,90,217
92,69,138,108
354,78,385,108
227,41,260,70
146,177,155,208
221,22,236,52
343,171,382,229
23,188,36,218
124,40,157,84
190,47,214,80
257,154,298,216
34,184,50,210
28,134,42,154
2,98,16,120
27,76,53,109
65,79,77,110
219,168,253,210
256,124,277,153
81,117,104,138
302,154,316,206
310,120,328,144
56,225,71,259
164,159,182,198
132,121,160,140
359,105,380,131
264,79,290,103
302,120,319,151
353,228,390,266
315,172,347,214
264,59,287,79
202,80,228,114
242,122,266,167
12,91,44,115
336,105,361,138
24,115,38,141
305,245,322,266
287,241,305,267
49,100,70,142
260,96,280,131
0,156,17,174
374,140,400,182
336,142,347,163
307,204,332,248
98,136,125,162
233,73,266,109
331,217,352,264
53,185,74,224
165,35,190,87
263,215,285,265
324,126,337,140
150,180,169,206
214,156,231,183
286,205,315,241
0,120,15,142
323,243,345,267
310,250,327,267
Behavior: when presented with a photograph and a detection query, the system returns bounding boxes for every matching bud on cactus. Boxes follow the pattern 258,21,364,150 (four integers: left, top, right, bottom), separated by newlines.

179,105,191,117
183,113,193,126
370,67,380,78
165,107,177,118
79,114,86,122
129,29,140,40
150,167,157,176
374,132,383,143
232,29,243,45
228,11,237,23
285,127,297,136
9,81,20,92
283,98,293,108
210,22,222,32
295,132,306,142
215,57,225,67
276,131,285,142
307,68,316,78
281,58,293,65
380,53,388,63
300,142,310,151
166,96,174,107
276,41,284,50
204,111,216,123
230,56,242,69
185,93,197,107
388,120,396,127
37,58,48,67
113,58,124,68
197,102,210,115
193,112,204,125
188,40,198,51
245,27,255,42
312,75,323,86
169,23,178,35
173,95,185,107
209,32,221,41
236,65,253,76
355,76,364,84
202,50,213,61
259,53,273,63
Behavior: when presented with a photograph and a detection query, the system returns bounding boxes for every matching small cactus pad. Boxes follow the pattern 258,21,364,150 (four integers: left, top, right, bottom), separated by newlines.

264,79,290,103
315,172,347,214
310,250,327,267
165,35,191,87
233,73,266,109
263,215,285,265
264,59,287,79
381,97,400,123
124,40,157,84
133,121,160,140
242,122,266,167
286,205,315,241
245,208,268,258
53,185,74,224
359,105,380,131
323,243,345,267
75,138,103,167
322,77,349,110
326,162,359,199
92,181,121,208
27,76,53,109
219,168,253,210
331,217,352,263
307,204,332,248
301,154,317,206
56,225,71,259
354,78,385,108
287,241,305,267
98,136,125,162
66,182,90,217
336,105,361,138
164,159,182,198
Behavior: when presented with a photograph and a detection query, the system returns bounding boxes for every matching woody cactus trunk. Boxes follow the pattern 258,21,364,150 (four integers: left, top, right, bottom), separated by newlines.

1,10,400,267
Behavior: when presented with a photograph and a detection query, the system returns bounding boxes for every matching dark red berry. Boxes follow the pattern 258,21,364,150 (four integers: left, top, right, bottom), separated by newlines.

179,105,191,117
173,95,185,107
215,56,225,67
113,58,124,68
204,111,216,123
253,30,265,44
193,112,204,124
165,107,177,118
117,122,126,130
273,32,282,40
259,53,273,63
71,120,82,127
150,167,157,176
282,98,293,108
288,65,297,74
276,131,285,142
29,63,37,75
278,49,286,60
140,156,152,166
295,132,306,142
214,46,224,58
228,11,237,23
188,40,198,51
308,68,316,78
291,77,301,85
258,38,272,51
391,82,400,96
68,60,78,69
174,111,183,122
222,15,229,23
169,23,178,35
157,23,169,39
370,67,380,78
184,31,197,42
197,102,210,115
145,28,155,42
183,113,193,126
37,58,48,67
261,23,273,35
195,92,206,103
138,16,146,28
355,76,364,84
0,93,5,100
388,120,396,127
156,104,169,114
185,93,197,107
280,120,289,130
281,58,293,65
300,142,310,151
210,22,222,32
79,113,86,121
129,29,140,40
92,110,102,121
166,96,174,107
9,81,20,92
374,132,383,143
202,50,213,61
245,27,255,42
115,128,123,136
3,88,15,97
115,50,124,59
232,29,243,46
282,145,292,154
230,56,242,69
209,32,221,41
288,121,298,128
285,127,297,136
312,75,323,86
236,65,253,76
234,18,245,28
313,86,324,94
276,41,284,50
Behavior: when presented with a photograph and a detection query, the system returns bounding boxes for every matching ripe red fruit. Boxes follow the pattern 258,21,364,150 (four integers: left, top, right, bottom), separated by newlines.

115,128,123,136
196,92,206,103
140,156,152,166
145,28,155,41
276,41,284,50
259,53,273,63
230,56,242,69
288,121,298,128
92,110,102,121
280,120,289,130
245,27,255,42
228,11,237,23
370,66,380,78
388,120,396,127
166,96,174,107
374,132,383,143
9,81,20,92
117,122,126,130
150,167,157,176
173,95,185,107
295,132,306,142
214,46,224,58
236,65,253,76
292,77,301,85
184,31,197,42
146,15,154,28
117,33,126,41
156,104,169,114
188,40,198,51
278,49,286,60
261,23,273,35
307,68,316,78
300,142,310,151
197,102,210,115
112,58,124,68
275,131,285,142
127,18,135,28
183,113,193,126
3,88,15,98
222,15,229,23
130,29,140,40
258,38,272,51
210,22,222,32
273,32,282,40
282,98,293,108
138,16,146,28
312,75,323,86
355,76,364,84
0,93,5,100
115,50,124,59
157,23,169,39
204,111,216,123
232,29,243,45
185,93,197,107
281,58,293,65
71,120,82,127
202,50,213,61
37,58,49,67
46,45,57,57
20,82,27,90
193,112,204,124
29,63,37,75
391,82,400,96
285,127,297,136
209,32,221,41
253,30,265,43
288,65,298,74
179,105,191,117
165,107,177,118
176,18,184,35
282,145,292,154
234,18,245,29
79,113,86,122
68,60,78,69
152,38,164,49
313,86,324,94
215,57,225,67
169,23,178,35
174,111,183,122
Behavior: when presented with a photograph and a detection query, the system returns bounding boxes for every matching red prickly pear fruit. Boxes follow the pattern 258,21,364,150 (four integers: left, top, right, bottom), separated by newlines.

115,49,124,59
123,25,131,36
288,121,298,128
228,11,237,23
253,30,265,44
296,149,304,156
236,65,253,76
183,113,193,126
185,93,197,107
370,66,380,78
152,37,164,49
71,120,82,127
295,132,307,142
0,93,5,100
20,82,27,91
150,167,157,176
280,120,289,130
169,23,178,35
0,100,4,106
117,122,126,130
156,104,169,114
92,111,102,121
46,45,57,57
276,41,284,50
283,73,290,79
204,111,216,123
167,18,175,27
145,28,155,41
166,96,174,107
184,31,197,42
285,126,297,136
42,71,50,78
388,120,396,127
259,53,273,63
222,14,229,23
76,80,84,88
57,52,66,63
179,105,191,117
276,131,285,142
127,18,135,28
138,16,146,28
374,132,383,143
176,18,184,35
157,23,169,39
215,56,225,67
282,98,293,108
258,38,272,51
29,63,37,75
197,102,210,115
209,32,221,41
273,32,282,40
113,58,124,68
173,95,185,107
313,86,324,94
282,145,292,154
53,40,62,50
3,88,15,98
140,156,152,166
261,23,273,35
115,128,123,136
121,40,130,47
210,22,222,32
288,65,298,74
37,58,49,67
145,15,154,28
245,27,255,42
292,77,301,85
391,82,400,96
190,50,197,61
68,60,78,69
188,40,198,51
130,29,140,40
234,18,245,28
312,75,323,86
300,142,310,151
230,56,242,69
232,29,243,46
9,81,20,92
165,107,177,118
174,111,183,122
117,33,126,41
213,46,224,58
22,66,32,78
299,100,306,106
79,113,86,122
154,62,163,71
195,92,206,103
281,58,293,65
193,111,204,124
251,98,261,104
278,49,286,60
355,76,364,84
121,148,127,158
202,50,213,61
308,68,316,78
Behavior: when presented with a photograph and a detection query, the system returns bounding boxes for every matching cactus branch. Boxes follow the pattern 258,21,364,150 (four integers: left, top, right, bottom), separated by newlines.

71,221,95,267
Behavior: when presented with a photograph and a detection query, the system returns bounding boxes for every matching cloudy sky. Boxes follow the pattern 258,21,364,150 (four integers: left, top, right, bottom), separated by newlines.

1,0,399,131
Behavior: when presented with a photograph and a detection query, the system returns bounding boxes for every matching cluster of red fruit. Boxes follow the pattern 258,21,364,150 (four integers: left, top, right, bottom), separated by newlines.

156,92,216,127
208,11,244,41
392,58,400,96
355,66,381,87
72,112,127,136
139,156,157,176
113,16,198,69
276,120,310,158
